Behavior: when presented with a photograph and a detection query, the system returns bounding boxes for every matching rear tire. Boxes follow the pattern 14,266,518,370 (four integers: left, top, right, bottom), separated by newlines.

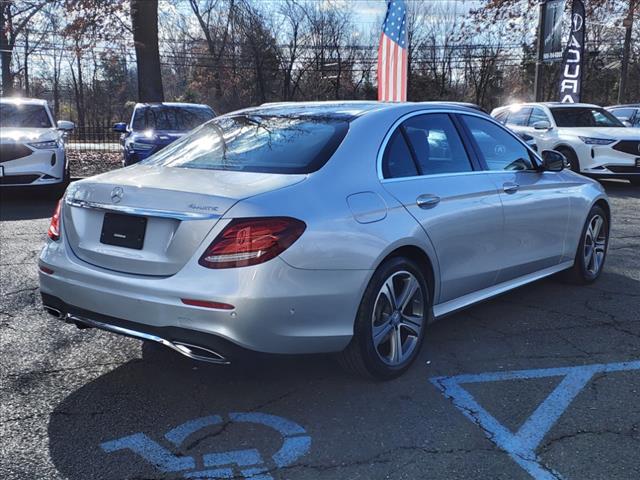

556,147,580,173
560,205,609,284
337,256,430,380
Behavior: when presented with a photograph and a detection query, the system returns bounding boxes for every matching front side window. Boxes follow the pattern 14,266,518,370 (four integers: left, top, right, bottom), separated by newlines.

144,114,349,174
132,105,215,131
609,108,634,122
462,115,534,171
506,107,532,127
402,114,473,175
0,104,52,128
528,108,550,126
494,111,509,124
550,107,624,128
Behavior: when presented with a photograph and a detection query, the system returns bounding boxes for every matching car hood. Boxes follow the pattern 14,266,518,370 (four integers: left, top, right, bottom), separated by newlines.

0,128,58,143
558,126,640,139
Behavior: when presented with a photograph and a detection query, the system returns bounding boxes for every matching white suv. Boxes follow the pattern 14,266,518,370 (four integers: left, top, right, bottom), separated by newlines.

492,102,640,185
0,97,74,194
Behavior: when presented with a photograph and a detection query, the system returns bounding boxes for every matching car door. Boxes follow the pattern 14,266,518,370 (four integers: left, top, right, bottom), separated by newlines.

458,114,570,283
380,112,504,303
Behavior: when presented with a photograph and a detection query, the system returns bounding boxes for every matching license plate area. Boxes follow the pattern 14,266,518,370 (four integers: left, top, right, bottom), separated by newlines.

100,212,147,250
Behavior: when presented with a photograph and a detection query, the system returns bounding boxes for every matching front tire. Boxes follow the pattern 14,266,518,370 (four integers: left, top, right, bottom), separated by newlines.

337,256,430,380
556,147,580,173
561,205,609,284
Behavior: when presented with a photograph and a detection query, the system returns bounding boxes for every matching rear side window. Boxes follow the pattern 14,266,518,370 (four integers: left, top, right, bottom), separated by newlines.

462,115,534,171
382,130,418,179
144,115,349,174
506,108,532,127
402,114,472,175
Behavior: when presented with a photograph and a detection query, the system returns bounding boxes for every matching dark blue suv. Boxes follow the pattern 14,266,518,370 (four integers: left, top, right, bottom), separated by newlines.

113,102,216,166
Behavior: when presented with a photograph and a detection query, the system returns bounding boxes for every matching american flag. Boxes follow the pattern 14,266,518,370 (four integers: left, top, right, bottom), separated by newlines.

378,0,408,102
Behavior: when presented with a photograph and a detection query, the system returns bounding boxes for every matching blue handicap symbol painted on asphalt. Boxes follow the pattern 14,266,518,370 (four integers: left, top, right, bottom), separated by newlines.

430,360,640,480
101,412,311,479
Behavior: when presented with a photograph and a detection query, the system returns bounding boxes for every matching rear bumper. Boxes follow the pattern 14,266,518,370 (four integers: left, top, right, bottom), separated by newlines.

38,235,369,356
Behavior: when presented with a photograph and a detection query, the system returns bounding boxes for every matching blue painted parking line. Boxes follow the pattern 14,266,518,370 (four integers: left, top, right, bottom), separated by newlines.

100,412,311,480
430,360,640,480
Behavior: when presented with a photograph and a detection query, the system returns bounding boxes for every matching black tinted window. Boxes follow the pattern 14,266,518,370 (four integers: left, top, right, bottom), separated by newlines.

506,108,532,127
132,105,215,131
462,115,534,171
550,107,623,127
0,104,52,128
382,130,418,179
403,114,472,175
144,114,349,174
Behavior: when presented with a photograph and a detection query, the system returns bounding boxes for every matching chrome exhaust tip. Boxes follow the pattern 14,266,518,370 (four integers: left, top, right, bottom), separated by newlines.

43,306,63,319
173,341,228,363
65,313,230,365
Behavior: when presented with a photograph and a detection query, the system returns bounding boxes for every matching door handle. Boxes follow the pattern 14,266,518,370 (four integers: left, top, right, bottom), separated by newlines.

416,194,441,209
503,182,519,194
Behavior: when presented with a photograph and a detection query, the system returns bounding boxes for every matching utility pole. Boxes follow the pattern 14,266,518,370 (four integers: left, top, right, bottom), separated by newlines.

534,0,548,101
618,0,636,104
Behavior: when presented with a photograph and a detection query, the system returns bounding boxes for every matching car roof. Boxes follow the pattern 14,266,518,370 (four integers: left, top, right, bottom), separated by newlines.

135,102,213,109
0,97,48,106
237,101,486,120
499,102,602,110
606,104,640,109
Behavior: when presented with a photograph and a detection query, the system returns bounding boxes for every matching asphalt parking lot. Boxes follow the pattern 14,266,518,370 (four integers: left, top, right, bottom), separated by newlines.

1,181,639,480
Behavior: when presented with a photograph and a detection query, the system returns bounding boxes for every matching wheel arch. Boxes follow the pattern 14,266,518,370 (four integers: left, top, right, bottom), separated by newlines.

376,244,437,306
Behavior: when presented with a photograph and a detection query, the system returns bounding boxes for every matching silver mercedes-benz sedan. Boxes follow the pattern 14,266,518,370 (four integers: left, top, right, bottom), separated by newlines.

39,101,610,379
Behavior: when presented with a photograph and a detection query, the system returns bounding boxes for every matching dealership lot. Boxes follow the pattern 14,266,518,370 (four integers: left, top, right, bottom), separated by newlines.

1,181,639,480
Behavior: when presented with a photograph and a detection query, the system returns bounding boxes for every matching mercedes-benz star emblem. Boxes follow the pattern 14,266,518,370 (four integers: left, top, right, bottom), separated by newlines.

111,186,124,204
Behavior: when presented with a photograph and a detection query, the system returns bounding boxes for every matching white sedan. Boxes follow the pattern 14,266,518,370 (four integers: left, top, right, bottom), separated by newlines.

0,97,74,194
492,102,640,185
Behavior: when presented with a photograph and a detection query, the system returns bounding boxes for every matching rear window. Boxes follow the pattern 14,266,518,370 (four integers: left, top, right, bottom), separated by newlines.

143,114,349,174
550,107,624,128
132,105,215,131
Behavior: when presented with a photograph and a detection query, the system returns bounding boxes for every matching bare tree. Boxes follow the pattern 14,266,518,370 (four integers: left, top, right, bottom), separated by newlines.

130,0,163,102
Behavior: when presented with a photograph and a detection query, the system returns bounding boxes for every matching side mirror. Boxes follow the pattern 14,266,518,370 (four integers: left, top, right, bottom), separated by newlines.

541,150,566,172
532,120,551,130
113,122,128,133
57,120,75,132
622,120,632,128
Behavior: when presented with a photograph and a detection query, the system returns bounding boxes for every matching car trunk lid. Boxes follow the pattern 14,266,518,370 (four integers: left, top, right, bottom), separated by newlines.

62,165,305,276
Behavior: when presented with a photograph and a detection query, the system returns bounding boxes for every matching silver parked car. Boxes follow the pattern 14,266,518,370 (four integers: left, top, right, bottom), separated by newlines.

39,102,610,379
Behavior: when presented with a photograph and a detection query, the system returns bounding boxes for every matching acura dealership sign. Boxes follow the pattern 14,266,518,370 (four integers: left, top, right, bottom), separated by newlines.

559,0,586,103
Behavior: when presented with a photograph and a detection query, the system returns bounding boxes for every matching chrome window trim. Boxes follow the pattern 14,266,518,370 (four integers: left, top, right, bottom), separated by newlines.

65,198,221,221
377,108,541,182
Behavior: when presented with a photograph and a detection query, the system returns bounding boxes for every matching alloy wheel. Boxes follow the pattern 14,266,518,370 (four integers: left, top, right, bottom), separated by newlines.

371,270,425,366
583,214,607,276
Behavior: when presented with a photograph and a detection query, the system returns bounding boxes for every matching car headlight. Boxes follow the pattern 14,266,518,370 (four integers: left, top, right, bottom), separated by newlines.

130,142,154,151
29,140,59,149
578,137,616,145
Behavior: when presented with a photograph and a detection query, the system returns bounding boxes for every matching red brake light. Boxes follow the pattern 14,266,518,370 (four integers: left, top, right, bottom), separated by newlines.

199,217,306,269
48,200,62,241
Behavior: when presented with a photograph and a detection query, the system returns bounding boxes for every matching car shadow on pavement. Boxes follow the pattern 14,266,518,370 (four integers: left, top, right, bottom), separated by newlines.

45,267,640,480
0,188,60,221
599,179,639,199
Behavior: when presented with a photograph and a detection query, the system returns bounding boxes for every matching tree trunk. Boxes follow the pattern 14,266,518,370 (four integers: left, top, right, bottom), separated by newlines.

23,30,29,96
130,0,164,102
0,5,13,95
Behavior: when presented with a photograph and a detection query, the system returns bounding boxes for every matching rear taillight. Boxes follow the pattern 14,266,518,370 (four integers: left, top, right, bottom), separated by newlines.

48,200,62,241
199,217,306,269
